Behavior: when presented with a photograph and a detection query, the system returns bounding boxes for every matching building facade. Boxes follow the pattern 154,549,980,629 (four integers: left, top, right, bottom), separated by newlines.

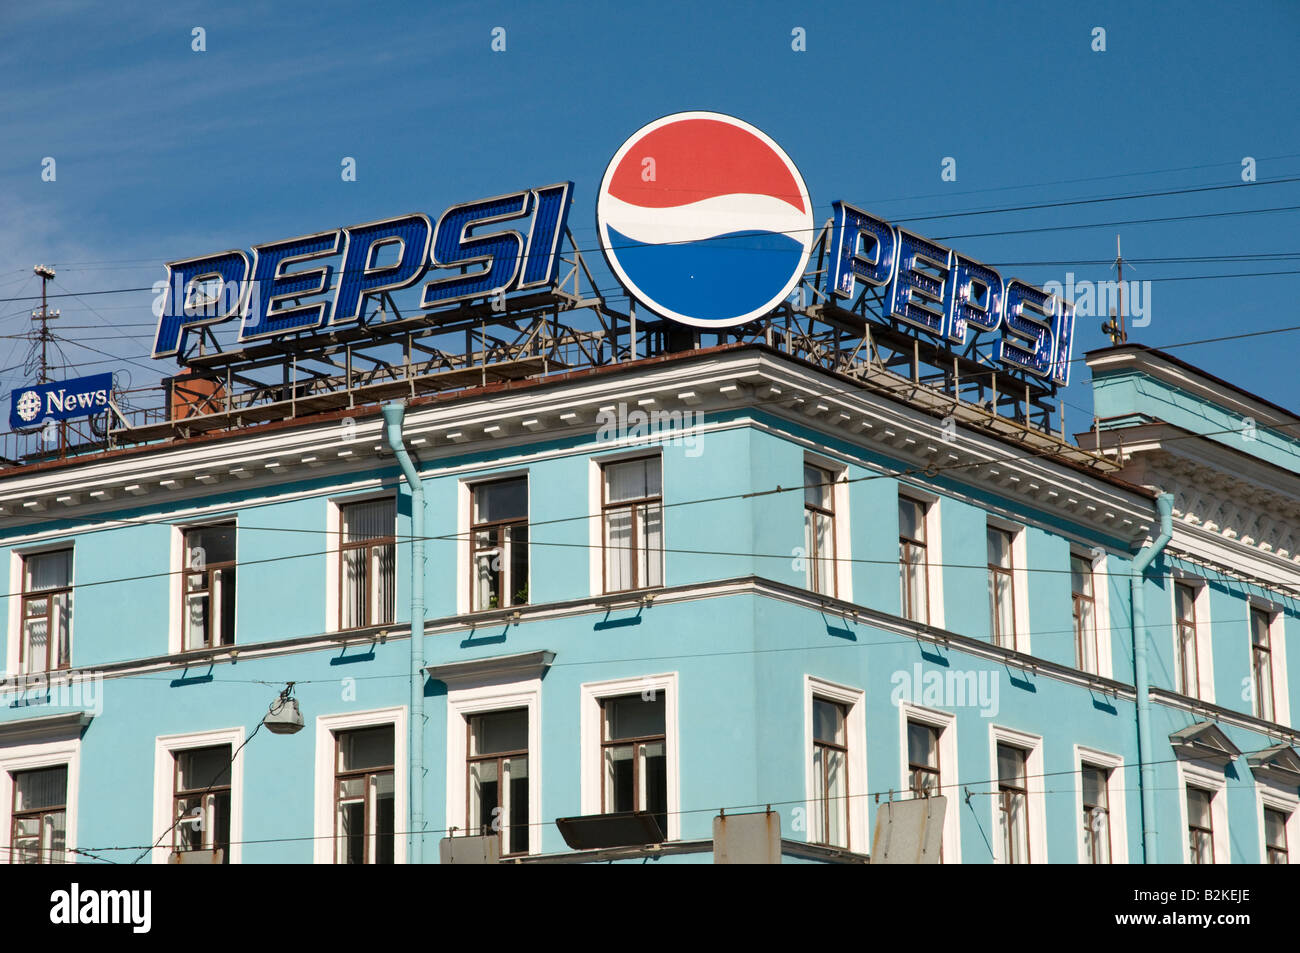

1,339,1297,864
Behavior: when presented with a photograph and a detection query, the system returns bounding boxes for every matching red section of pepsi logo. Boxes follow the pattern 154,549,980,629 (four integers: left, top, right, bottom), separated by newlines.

605,118,807,213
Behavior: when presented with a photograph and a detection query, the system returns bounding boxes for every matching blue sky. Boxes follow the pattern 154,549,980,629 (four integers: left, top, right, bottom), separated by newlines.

1,0,1298,427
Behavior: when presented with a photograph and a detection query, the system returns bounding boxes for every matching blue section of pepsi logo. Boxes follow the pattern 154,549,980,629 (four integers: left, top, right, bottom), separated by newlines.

607,226,805,324
9,373,113,431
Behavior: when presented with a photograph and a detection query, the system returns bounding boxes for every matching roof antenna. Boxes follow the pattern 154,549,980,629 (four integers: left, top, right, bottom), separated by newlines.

1100,234,1128,345
31,264,60,383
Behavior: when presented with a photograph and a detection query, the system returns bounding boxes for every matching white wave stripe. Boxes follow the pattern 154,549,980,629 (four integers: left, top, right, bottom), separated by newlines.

600,192,810,246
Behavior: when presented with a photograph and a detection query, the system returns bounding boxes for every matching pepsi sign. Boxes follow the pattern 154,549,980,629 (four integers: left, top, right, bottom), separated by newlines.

826,202,1074,386
596,112,813,328
10,373,113,431
151,184,573,358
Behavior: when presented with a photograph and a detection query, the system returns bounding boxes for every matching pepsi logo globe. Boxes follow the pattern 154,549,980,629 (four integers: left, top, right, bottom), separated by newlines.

596,112,814,328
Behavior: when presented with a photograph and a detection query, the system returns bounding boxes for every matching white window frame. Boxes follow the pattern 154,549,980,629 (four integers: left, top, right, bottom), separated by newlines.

151,726,244,864
579,672,680,841
988,724,1047,863
445,678,542,856
987,517,1030,654
803,675,868,853
1073,745,1129,864
1170,573,1215,703
0,733,80,865
1256,780,1300,864
6,542,75,676
458,470,531,616
169,517,239,656
897,702,960,863
804,453,852,603
325,492,398,634
589,450,666,597
313,706,408,864
1071,547,1113,678
898,488,944,630
1176,760,1229,864
1247,598,1289,726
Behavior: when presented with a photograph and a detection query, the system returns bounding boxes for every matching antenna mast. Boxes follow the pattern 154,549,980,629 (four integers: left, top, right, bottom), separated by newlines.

31,264,60,383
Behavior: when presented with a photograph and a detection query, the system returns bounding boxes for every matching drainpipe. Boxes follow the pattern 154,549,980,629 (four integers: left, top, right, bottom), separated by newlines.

382,401,425,865
1131,492,1173,864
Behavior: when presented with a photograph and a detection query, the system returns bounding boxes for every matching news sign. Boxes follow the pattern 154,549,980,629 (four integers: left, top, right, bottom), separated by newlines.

10,373,113,430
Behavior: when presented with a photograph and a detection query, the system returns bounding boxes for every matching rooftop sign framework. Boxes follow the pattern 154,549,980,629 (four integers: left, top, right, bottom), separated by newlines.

2,113,1088,468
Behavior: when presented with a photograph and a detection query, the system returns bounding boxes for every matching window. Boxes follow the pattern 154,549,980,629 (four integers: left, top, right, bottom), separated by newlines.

907,721,941,799
804,465,836,597
20,550,72,674
467,709,529,856
899,497,929,624
9,766,67,864
1073,554,1099,673
600,694,667,836
339,499,395,629
182,525,235,650
334,726,395,864
1081,764,1111,864
172,746,231,863
1175,583,1200,698
1187,786,1214,864
812,698,849,848
471,478,528,611
997,743,1030,864
1251,607,1276,722
988,527,1015,649
1265,807,1289,864
601,457,663,593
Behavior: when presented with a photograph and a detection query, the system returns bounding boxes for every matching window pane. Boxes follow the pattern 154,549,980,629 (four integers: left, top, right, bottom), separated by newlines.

469,759,499,834
997,744,1025,786
505,755,530,853
907,722,938,768
1265,808,1288,849
822,747,848,847
1071,554,1093,597
25,550,71,591
13,766,67,811
899,498,923,542
342,500,394,543
987,528,1012,569
184,525,235,566
342,547,368,628
374,543,395,623
991,571,1014,646
639,503,663,588
472,478,527,523
469,709,527,756
1252,608,1271,648
374,771,395,864
804,465,832,509
603,508,633,591
604,743,634,813
1082,766,1107,808
643,740,668,834
1187,787,1213,828
813,698,845,745
177,745,231,792
605,458,660,504
604,694,665,741
338,725,394,772
1175,584,1195,624
507,523,528,605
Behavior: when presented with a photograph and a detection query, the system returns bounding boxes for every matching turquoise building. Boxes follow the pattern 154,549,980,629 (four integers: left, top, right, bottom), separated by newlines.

1,337,1297,864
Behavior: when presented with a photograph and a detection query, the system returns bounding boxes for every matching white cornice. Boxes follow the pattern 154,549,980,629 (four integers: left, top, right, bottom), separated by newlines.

0,349,1153,539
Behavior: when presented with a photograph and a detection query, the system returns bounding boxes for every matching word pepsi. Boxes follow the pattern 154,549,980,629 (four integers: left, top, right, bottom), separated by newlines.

152,184,573,358
826,201,1074,386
